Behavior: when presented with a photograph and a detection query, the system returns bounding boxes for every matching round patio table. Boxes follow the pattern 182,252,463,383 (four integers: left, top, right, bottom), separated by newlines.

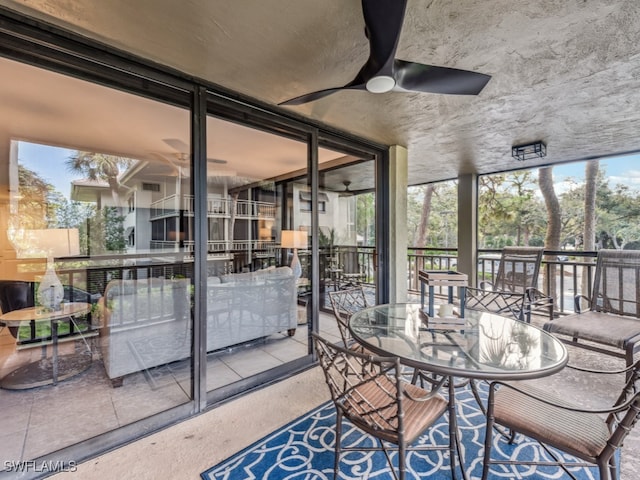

348,303,568,480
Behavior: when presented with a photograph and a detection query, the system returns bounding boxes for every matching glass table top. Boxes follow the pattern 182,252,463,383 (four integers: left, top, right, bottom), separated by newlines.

349,303,568,380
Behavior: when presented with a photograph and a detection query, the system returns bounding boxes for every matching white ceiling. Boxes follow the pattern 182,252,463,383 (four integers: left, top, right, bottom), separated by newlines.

0,56,346,185
3,0,640,184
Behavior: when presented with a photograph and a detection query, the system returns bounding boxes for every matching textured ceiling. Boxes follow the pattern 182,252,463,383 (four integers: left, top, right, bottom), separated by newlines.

3,0,640,184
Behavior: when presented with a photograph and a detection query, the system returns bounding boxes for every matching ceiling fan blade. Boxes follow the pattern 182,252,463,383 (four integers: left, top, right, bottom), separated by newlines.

353,0,407,82
279,0,489,105
394,59,491,95
162,138,189,153
150,152,191,177
279,84,366,106
281,0,406,105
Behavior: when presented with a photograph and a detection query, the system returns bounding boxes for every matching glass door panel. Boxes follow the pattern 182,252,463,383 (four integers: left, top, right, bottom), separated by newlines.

204,116,313,393
0,56,193,462
318,157,377,311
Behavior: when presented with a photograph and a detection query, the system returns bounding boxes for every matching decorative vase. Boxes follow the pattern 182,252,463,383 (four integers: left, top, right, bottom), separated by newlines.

37,260,64,311
290,248,302,279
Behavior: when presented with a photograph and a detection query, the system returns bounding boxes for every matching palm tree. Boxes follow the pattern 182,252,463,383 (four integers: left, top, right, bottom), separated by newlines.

66,152,134,207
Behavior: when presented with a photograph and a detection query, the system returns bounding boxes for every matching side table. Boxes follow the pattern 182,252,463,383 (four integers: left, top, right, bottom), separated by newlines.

0,302,92,389
419,270,468,317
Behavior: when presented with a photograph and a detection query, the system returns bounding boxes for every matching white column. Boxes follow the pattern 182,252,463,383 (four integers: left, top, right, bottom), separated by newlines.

388,145,408,303
457,173,477,287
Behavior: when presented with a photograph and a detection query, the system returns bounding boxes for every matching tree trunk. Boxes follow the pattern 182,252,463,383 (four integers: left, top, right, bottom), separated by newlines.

416,184,434,247
539,167,561,301
582,160,599,299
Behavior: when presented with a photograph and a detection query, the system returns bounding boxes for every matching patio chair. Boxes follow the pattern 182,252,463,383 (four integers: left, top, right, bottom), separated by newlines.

0,280,35,339
464,288,526,321
328,286,370,349
543,249,640,375
312,332,451,480
476,246,553,322
482,359,640,480
337,247,366,288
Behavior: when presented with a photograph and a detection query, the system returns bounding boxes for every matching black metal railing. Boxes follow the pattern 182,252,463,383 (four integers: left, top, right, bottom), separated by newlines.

17,247,599,345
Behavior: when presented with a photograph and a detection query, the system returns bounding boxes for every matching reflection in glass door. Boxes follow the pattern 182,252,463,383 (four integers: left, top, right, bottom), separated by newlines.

318,157,377,312
204,115,312,394
0,55,193,463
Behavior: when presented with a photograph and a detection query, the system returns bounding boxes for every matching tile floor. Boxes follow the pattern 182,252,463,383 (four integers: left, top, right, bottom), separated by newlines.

0,310,342,465
2,301,640,479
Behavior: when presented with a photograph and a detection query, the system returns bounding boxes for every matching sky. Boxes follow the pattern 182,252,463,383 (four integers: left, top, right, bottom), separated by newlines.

548,153,640,195
18,141,76,198
16,140,640,201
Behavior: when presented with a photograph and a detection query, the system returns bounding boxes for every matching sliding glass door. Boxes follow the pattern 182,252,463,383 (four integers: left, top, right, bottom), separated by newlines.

0,55,193,463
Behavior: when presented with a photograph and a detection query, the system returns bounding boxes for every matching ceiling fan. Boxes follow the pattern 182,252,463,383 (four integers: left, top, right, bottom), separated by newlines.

151,151,191,178
280,0,491,106
338,181,354,197
157,138,232,173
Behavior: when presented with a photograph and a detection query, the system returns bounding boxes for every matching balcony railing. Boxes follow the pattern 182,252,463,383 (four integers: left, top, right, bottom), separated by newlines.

150,195,276,220
405,248,598,315
321,246,598,316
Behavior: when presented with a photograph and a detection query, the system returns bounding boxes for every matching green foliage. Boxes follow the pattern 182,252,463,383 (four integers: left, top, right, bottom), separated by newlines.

356,193,375,246
473,161,640,250
99,207,126,252
407,180,458,247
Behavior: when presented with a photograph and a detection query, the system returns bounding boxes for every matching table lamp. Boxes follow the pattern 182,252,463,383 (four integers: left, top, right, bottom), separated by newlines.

281,230,307,279
27,229,80,311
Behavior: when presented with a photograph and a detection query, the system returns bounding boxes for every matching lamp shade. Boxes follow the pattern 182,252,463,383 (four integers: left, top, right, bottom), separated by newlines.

281,230,307,249
17,229,80,311
21,228,80,258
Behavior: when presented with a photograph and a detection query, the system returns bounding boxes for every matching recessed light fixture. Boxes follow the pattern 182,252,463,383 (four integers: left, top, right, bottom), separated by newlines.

512,141,547,161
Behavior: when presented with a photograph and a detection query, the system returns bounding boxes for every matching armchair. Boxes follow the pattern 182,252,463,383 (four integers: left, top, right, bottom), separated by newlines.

544,249,640,376
328,286,370,349
482,359,640,480
312,332,451,480
474,246,553,322
337,247,365,288
464,288,526,321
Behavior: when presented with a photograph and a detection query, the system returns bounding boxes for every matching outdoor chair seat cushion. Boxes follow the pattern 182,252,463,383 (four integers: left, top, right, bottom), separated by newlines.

493,383,610,460
344,375,448,445
545,310,640,349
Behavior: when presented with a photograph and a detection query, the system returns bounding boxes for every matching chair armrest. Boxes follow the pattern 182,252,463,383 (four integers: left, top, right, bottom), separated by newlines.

489,380,640,415
478,280,494,291
524,287,552,303
565,360,639,376
573,294,591,313
63,285,102,304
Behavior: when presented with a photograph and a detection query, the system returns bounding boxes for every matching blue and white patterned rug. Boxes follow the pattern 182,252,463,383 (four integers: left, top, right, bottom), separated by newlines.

201,383,610,479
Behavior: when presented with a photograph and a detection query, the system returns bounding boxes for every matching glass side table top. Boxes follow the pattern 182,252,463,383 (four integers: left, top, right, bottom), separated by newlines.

349,303,568,380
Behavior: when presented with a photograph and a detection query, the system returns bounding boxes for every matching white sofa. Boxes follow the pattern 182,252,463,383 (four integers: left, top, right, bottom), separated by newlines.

206,266,298,351
98,266,297,386
98,277,191,386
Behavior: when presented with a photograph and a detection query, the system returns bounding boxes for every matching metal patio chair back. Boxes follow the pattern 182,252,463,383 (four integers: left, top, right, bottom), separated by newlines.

589,248,640,317
328,286,370,348
544,249,640,375
482,359,640,480
480,246,553,321
464,288,526,321
486,246,543,294
312,332,451,480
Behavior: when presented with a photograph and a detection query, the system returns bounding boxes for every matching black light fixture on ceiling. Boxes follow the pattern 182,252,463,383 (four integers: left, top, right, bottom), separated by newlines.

512,141,547,161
